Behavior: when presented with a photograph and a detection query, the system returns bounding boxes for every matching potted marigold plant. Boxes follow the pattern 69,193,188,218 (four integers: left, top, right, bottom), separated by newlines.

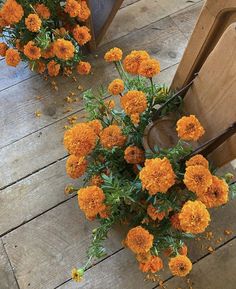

0,0,92,76
63,48,236,283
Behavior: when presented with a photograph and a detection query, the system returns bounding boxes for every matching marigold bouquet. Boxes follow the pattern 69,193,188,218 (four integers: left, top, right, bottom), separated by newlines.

0,0,92,76
63,48,235,282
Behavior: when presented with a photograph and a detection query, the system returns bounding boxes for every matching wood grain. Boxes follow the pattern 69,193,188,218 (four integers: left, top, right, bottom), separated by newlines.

101,0,202,45
160,238,236,289
3,199,125,289
0,239,19,289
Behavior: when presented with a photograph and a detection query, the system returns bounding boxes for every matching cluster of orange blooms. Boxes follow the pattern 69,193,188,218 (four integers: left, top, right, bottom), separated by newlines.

0,0,92,76
63,48,232,283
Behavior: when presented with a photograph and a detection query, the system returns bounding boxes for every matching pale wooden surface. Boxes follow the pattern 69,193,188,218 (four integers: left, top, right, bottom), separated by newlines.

1,1,235,289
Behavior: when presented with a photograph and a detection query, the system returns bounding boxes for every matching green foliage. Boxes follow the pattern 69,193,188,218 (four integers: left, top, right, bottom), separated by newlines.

229,182,236,199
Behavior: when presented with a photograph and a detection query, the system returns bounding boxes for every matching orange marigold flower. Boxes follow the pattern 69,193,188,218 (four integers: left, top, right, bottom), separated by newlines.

136,251,151,263
54,39,75,60
47,60,60,77
42,43,55,59
24,41,41,60
90,175,104,187
123,50,150,74
121,90,147,116
36,61,46,74
88,119,103,135
108,79,124,95
139,256,163,273
64,123,97,157
169,255,192,277
186,154,209,169
78,185,106,219
25,14,42,32
138,58,161,78
164,244,188,257
66,155,87,179
176,115,205,141
77,0,90,21
0,42,8,57
124,146,145,164
65,0,81,17
0,11,8,28
100,125,126,149
73,25,91,46
184,165,212,196
104,47,123,62
5,48,20,67
198,176,229,208
170,213,182,230
35,4,51,19
76,61,91,75
105,99,115,110
130,113,140,125
179,200,210,234
1,0,24,25
125,226,153,254
139,157,176,195
147,204,165,221
99,206,110,219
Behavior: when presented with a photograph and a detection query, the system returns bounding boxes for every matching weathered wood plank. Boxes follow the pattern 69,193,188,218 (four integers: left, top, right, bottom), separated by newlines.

57,198,236,289
0,159,78,236
3,199,124,289
171,1,203,39
0,239,19,289
0,16,187,148
121,0,140,9
101,0,202,45
161,238,236,289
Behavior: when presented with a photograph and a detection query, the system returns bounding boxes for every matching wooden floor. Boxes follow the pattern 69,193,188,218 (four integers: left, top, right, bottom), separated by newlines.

1,1,236,288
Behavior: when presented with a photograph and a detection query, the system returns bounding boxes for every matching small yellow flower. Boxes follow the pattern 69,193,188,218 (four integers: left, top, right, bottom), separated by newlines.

71,268,84,282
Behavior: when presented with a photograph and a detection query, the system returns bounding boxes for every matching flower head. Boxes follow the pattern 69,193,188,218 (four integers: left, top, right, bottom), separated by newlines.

65,0,81,17
42,43,55,59
170,213,182,230
64,123,97,157
25,14,42,32
130,113,140,125
123,50,150,74
138,58,160,78
73,25,91,46
125,226,153,254
76,61,91,75
198,176,229,208
124,146,145,164
24,41,41,60
104,47,123,62
147,204,165,221
179,200,210,234
78,186,106,219
139,256,163,273
36,61,46,74
53,39,75,60
35,4,51,19
186,154,209,169
139,157,176,195
66,155,87,179
108,79,124,95
184,165,212,196
100,125,126,149
90,175,104,187
47,60,60,77
176,115,205,141
169,255,192,277
77,1,90,21
1,0,24,25
5,48,20,67
88,119,103,135
71,268,84,282
121,90,147,116
0,42,8,57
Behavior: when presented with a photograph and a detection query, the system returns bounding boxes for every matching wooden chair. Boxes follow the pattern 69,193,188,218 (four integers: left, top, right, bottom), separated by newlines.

144,0,236,167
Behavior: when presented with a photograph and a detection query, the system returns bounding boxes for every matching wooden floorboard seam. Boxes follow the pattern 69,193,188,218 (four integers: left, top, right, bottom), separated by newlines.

1,239,21,289
152,234,236,289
